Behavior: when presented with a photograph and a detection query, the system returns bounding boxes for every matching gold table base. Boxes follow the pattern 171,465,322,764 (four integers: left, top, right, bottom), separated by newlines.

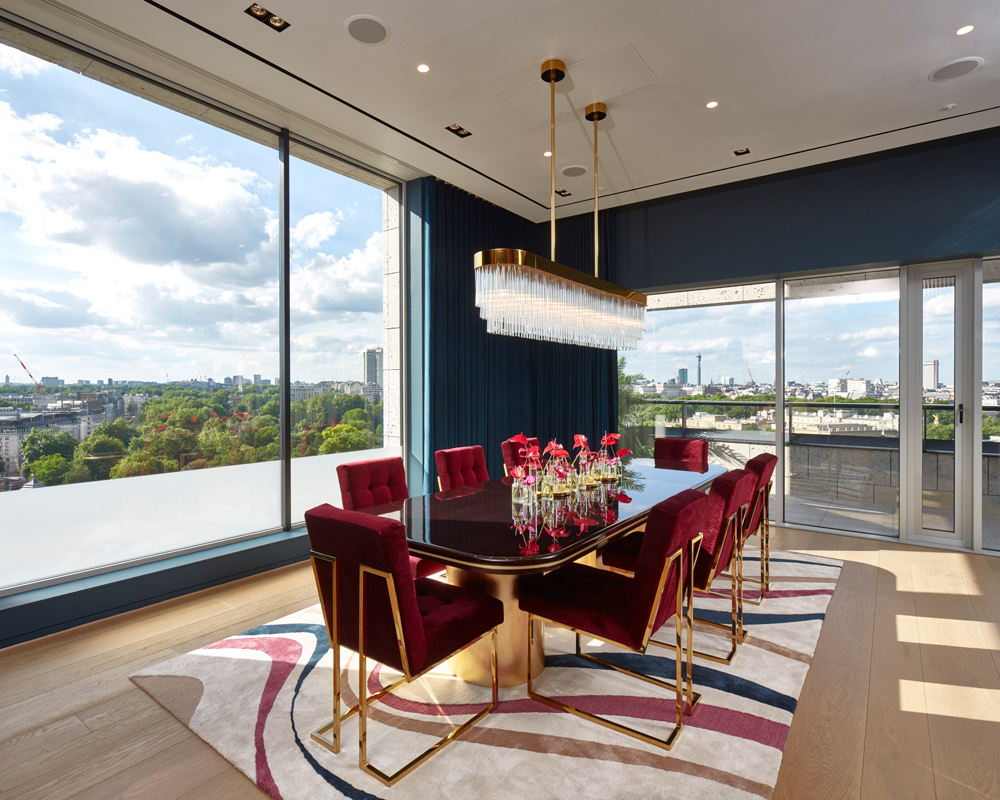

446,567,545,687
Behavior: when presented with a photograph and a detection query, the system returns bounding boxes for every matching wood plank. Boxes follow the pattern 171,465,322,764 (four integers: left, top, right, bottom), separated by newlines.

175,767,268,800
960,553,1000,679
0,715,91,775
772,539,878,800
769,525,821,554
910,550,1000,799
0,704,189,797
76,685,160,732
64,736,230,800
0,647,175,743
861,544,936,800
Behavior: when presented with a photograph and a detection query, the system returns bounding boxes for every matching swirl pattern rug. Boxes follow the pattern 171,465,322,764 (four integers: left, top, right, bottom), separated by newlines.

131,549,841,800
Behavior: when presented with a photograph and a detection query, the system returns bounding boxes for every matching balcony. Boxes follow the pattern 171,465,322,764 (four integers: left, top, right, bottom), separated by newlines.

625,399,1000,550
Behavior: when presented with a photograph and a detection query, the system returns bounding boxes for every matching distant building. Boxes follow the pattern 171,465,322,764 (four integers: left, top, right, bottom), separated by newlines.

253,374,261,385
846,378,873,398
233,375,244,388
260,378,271,385
107,377,113,386
78,380,90,385
362,384,382,403
923,360,939,390
224,377,233,386
290,384,325,402
678,368,689,385
40,377,61,387
363,347,384,388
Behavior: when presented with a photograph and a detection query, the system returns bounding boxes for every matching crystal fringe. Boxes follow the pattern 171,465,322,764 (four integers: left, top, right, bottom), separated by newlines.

475,263,646,350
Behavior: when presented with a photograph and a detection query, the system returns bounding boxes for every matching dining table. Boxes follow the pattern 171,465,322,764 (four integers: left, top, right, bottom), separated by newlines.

357,458,728,687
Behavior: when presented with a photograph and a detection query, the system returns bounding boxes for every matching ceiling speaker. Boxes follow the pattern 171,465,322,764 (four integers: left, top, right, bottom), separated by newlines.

928,57,983,82
562,165,587,178
346,15,390,45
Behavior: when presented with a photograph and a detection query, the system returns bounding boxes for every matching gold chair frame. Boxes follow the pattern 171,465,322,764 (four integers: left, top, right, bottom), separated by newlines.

527,534,703,751
309,552,499,787
738,480,773,606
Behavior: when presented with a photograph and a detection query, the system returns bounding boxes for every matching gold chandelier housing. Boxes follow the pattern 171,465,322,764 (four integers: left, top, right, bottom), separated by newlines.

474,60,647,351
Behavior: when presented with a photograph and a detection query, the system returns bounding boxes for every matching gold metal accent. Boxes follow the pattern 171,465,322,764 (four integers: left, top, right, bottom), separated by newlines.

446,566,545,687
308,552,499,786
738,480,773,606
541,60,565,260
526,536,702,751
588,104,605,277
474,249,648,305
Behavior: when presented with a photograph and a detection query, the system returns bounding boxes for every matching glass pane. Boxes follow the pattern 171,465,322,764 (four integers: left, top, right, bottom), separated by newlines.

783,272,900,536
288,144,399,522
619,296,777,514
0,40,280,591
982,265,1000,551
921,277,955,533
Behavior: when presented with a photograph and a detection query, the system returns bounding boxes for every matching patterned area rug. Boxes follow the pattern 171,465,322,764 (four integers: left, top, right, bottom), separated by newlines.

132,549,841,800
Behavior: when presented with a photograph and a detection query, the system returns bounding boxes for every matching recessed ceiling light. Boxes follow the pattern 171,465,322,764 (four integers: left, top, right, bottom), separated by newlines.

957,25,974,35
543,151,552,157
345,15,390,45
555,189,572,197
245,4,289,30
417,64,430,73
249,4,267,15
734,148,750,156
706,101,718,108
446,124,472,138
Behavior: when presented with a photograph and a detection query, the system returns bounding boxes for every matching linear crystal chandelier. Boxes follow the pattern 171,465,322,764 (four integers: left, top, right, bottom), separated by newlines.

474,60,647,351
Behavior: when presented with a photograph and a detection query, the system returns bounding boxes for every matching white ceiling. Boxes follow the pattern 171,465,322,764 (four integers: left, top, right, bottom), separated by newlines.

6,0,1000,222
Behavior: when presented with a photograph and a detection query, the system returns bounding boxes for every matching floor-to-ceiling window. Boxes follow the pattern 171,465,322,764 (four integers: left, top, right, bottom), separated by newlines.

619,284,777,480
0,24,400,593
783,271,901,537
981,260,1000,552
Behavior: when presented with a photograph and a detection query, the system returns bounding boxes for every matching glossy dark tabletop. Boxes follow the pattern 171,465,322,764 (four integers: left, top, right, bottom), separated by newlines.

359,460,727,574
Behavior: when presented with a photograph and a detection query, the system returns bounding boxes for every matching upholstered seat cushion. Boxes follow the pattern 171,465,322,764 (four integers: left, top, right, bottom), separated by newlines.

337,457,409,511
414,577,504,670
654,438,708,463
600,533,644,572
435,446,489,491
519,563,634,647
411,556,443,579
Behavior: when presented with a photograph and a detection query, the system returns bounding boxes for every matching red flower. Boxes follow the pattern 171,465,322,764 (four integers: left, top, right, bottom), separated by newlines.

574,434,588,449
553,448,569,459
210,411,219,418
547,541,562,553
509,433,529,446
573,516,600,533
543,439,558,456
616,492,633,504
520,540,540,555
601,432,621,447
156,425,166,431
616,448,633,457
602,507,619,523
511,465,527,480
191,415,198,423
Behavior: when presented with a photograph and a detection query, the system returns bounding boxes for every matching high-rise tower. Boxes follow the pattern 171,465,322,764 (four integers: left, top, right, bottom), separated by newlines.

697,352,702,386
363,347,384,388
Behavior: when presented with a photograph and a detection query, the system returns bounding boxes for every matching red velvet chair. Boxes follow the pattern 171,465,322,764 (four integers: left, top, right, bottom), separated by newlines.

654,437,708,463
305,503,503,786
337,457,445,580
519,491,707,750
500,436,539,476
601,470,757,664
740,453,778,605
434,445,489,491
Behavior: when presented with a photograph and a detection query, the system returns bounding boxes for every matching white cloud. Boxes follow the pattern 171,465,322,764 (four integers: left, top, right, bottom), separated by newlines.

291,210,343,250
0,44,50,79
291,231,382,317
176,134,193,144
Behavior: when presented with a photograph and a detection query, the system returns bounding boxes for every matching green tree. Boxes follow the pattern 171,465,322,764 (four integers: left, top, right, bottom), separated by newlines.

341,408,369,429
62,463,92,484
91,417,141,449
20,429,78,466
319,424,368,454
31,453,71,485
110,453,178,478
617,357,653,458
74,434,127,481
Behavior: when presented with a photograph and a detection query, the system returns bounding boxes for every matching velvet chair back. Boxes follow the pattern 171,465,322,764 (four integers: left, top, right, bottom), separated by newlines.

695,469,757,588
435,445,490,490
500,437,540,474
744,453,778,535
654,438,708,463
337,457,409,511
625,490,709,647
305,503,428,674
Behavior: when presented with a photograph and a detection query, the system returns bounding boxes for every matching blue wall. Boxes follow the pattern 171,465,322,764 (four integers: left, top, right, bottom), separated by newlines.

408,178,618,487
615,127,1000,291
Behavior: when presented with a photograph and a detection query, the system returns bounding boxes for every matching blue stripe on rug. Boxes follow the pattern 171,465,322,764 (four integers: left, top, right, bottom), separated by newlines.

740,555,841,568
546,652,797,714
692,609,826,626
238,623,379,800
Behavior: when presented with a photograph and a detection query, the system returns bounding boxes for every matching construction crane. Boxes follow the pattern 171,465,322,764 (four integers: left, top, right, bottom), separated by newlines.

836,365,854,394
13,353,41,394
745,360,755,390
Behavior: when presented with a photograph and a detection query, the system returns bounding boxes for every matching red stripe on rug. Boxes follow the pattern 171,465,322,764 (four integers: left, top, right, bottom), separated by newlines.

205,636,302,799
368,666,787,749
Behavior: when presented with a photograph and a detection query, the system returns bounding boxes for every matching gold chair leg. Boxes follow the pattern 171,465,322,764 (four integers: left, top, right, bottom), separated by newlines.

356,628,499,787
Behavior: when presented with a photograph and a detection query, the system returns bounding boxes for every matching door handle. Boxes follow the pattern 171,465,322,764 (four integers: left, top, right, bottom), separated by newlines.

958,404,964,423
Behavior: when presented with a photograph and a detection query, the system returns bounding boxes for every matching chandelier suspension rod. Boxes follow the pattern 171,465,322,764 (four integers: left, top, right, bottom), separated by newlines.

550,64,556,261
585,102,608,279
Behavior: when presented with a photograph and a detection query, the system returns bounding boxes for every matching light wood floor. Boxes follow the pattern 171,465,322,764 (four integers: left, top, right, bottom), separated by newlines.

1,528,998,799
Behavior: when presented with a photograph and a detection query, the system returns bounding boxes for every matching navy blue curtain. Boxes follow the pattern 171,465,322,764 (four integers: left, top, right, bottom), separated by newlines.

417,178,618,479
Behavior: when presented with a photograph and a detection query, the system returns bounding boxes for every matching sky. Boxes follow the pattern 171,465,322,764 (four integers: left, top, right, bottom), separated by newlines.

0,43,385,386
626,282,989,388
